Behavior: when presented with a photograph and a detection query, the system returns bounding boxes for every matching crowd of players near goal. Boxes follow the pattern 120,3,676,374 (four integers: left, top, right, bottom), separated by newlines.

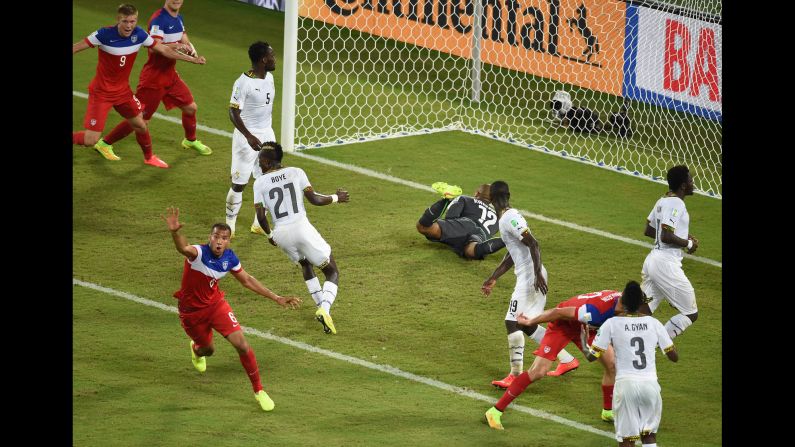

72,3,703,445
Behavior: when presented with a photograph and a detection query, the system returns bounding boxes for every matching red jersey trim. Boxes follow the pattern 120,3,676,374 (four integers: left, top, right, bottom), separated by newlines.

84,37,94,48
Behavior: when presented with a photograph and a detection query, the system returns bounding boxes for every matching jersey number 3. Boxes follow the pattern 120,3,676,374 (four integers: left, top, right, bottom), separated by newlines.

630,337,647,369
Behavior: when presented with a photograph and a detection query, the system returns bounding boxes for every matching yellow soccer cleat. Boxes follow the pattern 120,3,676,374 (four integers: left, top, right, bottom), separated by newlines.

94,140,120,161
250,224,267,236
255,390,275,411
315,308,337,334
190,340,206,373
601,409,614,422
182,138,212,155
431,182,462,199
484,407,504,430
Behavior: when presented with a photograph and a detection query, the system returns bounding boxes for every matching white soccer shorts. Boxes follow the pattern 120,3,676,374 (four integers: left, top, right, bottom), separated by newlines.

230,127,276,185
641,250,697,315
504,266,548,321
272,217,332,267
613,378,663,442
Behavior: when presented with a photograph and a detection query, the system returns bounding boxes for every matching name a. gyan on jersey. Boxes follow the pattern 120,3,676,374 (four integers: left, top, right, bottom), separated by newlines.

625,323,649,331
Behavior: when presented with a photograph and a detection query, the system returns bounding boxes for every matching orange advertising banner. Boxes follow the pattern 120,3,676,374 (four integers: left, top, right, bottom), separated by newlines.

300,0,625,95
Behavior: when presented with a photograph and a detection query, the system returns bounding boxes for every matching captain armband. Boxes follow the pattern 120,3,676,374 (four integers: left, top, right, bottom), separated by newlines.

588,346,604,359
330,194,339,203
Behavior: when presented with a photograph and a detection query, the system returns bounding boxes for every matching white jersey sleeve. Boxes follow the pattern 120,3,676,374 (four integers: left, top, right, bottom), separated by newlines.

502,209,529,240
230,75,248,110
591,318,614,352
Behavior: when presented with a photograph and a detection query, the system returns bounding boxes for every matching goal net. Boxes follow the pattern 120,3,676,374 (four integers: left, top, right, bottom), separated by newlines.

285,0,722,198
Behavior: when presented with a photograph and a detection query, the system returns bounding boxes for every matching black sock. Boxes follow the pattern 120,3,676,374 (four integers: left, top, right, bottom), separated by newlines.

418,198,450,227
474,238,506,259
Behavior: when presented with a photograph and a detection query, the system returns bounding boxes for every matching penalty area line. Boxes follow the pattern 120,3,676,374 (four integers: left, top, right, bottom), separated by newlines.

71,91,721,269
74,278,615,439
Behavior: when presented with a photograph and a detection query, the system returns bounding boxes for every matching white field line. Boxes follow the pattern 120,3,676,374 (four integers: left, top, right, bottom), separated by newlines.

72,91,721,269
73,278,615,439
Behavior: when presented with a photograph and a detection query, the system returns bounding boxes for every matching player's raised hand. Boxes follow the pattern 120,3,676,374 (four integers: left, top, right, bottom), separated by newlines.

335,188,350,203
534,274,548,295
161,207,183,232
482,278,496,296
276,296,302,309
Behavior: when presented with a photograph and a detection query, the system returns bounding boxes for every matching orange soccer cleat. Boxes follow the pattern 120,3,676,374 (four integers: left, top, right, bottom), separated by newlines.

546,358,580,377
491,373,516,389
144,154,169,168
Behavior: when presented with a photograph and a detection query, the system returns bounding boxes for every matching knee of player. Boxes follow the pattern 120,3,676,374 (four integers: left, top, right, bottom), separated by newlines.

198,345,215,357
232,339,250,355
687,312,698,323
183,102,198,115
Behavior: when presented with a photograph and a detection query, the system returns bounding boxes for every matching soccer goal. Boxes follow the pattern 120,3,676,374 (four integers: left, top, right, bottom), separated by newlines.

282,0,722,198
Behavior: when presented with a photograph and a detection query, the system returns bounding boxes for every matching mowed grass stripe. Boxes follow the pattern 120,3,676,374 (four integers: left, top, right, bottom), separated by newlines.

72,91,721,269
74,278,615,439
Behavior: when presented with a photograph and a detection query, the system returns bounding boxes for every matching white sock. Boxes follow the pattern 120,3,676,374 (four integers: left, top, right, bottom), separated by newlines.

305,277,323,307
665,313,693,339
508,330,525,375
252,213,261,229
320,281,338,313
225,189,243,227
642,443,657,447
530,325,575,363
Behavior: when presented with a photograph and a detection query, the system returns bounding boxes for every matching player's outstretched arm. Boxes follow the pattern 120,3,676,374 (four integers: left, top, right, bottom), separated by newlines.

231,269,301,309
518,307,576,327
304,187,349,206
161,207,198,260
73,39,91,54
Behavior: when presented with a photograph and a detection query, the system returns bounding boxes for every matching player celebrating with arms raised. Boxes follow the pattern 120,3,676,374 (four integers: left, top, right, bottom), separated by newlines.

96,0,214,167
72,3,205,167
162,207,301,411
253,143,349,335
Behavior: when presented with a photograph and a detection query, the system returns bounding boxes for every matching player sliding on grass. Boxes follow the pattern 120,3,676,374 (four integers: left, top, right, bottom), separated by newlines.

72,3,205,167
96,0,213,168
416,182,506,260
484,282,651,430
253,142,349,335
482,181,579,389
162,207,301,411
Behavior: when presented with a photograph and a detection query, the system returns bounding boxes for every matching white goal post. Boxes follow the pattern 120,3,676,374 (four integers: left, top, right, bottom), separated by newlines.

282,0,722,198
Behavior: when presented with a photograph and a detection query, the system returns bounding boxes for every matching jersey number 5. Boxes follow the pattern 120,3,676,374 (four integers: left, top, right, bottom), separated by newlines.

269,184,299,218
